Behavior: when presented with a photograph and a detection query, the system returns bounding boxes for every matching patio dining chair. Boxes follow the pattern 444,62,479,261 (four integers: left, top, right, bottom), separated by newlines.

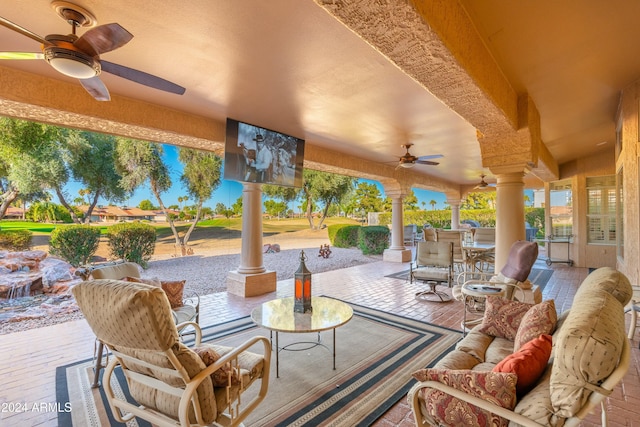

410,241,454,302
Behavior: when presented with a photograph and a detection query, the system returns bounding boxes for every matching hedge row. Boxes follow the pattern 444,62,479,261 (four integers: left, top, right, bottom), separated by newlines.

328,224,390,255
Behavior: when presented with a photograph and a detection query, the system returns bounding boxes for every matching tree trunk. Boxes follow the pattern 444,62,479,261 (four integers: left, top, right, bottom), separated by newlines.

152,187,182,248
55,187,82,223
306,197,316,229
317,201,332,229
181,199,203,254
0,188,19,220
83,190,102,223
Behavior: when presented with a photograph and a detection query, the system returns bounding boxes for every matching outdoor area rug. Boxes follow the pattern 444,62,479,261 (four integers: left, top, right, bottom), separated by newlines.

385,267,554,290
56,302,460,427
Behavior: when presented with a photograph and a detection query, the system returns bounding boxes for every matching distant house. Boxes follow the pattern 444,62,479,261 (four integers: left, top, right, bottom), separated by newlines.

78,206,176,223
3,207,25,219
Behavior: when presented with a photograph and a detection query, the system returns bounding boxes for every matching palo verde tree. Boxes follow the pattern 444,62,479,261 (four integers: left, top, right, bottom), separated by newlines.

116,139,223,255
298,170,356,229
0,118,65,220
61,130,129,223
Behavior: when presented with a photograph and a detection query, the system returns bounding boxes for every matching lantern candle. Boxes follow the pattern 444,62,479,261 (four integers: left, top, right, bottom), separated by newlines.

294,250,313,313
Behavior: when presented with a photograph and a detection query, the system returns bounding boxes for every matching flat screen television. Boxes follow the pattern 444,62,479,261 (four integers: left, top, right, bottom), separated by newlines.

223,118,305,188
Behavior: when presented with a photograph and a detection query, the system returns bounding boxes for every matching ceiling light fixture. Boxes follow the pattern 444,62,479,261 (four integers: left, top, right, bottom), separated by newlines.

399,162,415,168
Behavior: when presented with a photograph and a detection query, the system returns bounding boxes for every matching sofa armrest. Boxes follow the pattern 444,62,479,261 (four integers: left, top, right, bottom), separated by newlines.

407,380,545,427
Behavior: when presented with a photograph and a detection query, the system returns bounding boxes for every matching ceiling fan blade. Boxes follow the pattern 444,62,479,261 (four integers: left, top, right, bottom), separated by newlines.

417,154,444,161
416,160,439,166
0,16,50,45
80,76,110,101
74,23,133,57
0,51,43,60
101,60,186,95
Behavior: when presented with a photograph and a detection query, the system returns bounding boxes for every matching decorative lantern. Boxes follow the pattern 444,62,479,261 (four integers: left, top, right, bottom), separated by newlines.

294,250,313,313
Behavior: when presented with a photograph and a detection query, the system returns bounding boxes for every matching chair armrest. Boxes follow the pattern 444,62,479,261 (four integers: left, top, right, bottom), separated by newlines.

183,291,200,323
174,321,202,345
180,336,272,427
407,380,545,427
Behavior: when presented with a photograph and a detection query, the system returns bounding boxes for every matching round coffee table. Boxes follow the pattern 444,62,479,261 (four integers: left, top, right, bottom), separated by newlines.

251,296,353,377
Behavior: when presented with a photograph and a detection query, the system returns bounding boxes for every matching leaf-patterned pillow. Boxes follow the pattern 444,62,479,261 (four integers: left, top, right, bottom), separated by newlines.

477,295,532,340
412,368,517,427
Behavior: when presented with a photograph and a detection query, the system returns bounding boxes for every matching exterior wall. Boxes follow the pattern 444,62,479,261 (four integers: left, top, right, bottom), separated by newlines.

616,81,640,286
545,152,617,268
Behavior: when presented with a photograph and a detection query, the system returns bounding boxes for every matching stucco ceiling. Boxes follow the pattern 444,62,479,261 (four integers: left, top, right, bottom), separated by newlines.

0,0,637,190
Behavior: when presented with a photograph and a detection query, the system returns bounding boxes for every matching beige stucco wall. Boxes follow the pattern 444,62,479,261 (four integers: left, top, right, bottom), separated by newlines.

615,81,640,286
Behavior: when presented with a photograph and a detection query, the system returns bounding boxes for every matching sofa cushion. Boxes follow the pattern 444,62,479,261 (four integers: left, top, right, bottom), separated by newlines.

550,289,627,418
412,369,517,427
573,266,633,306
514,300,557,350
493,334,552,397
478,296,532,340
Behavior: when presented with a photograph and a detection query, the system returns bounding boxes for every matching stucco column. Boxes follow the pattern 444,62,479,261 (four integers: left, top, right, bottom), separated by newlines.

447,199,462,229
383,191,412,262
493,170,526,271
227,183,276,297
238,183,265,274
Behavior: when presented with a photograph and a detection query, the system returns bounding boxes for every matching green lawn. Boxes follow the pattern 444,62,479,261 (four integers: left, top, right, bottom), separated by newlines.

0,217,361,237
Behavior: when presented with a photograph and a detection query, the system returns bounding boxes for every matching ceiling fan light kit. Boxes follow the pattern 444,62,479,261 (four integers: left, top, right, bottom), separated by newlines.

43,35,100,79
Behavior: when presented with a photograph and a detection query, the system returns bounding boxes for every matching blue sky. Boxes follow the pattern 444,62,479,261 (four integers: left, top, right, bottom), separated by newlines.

59,143,448,211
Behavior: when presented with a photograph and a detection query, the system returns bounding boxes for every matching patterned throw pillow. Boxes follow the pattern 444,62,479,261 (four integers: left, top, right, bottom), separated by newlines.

122,277,185,309
412,369,517,427
477,296,532,340
514,300,557,350
160,280,186,309
493,334,553,396
192,345,240,387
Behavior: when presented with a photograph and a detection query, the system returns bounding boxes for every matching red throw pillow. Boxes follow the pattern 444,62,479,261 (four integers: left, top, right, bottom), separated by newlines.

493,334,552,396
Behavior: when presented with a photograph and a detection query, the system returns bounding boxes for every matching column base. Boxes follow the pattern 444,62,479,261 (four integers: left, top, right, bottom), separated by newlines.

227,270,277,297
383,248,412,263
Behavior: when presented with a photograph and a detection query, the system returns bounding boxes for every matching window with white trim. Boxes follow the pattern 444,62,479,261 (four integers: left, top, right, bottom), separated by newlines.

549,180,572,237
586,175,616,244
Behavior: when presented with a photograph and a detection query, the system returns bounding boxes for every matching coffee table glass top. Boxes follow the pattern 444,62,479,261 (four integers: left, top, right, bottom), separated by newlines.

251,296,353,333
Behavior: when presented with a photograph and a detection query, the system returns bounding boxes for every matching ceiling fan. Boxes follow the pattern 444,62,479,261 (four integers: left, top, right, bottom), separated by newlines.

396,143,442,169
474,174,496,190
0,1,185,101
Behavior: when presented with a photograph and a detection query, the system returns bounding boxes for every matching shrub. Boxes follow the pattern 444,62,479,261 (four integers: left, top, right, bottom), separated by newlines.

0,229,32,251
106,222,156,267
330,225,360,248
48,225,101,267
357,226,389,255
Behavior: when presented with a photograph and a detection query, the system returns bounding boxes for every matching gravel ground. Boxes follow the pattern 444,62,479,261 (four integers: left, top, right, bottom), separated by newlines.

0,246,381,335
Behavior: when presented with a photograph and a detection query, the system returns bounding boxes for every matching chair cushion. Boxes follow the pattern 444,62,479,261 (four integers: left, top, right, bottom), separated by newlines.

90,262,141,280
173,304,197,324
514,299,557,350
412,369,517,427
493,334,552,397
413,267,449,281
477,296,532,341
